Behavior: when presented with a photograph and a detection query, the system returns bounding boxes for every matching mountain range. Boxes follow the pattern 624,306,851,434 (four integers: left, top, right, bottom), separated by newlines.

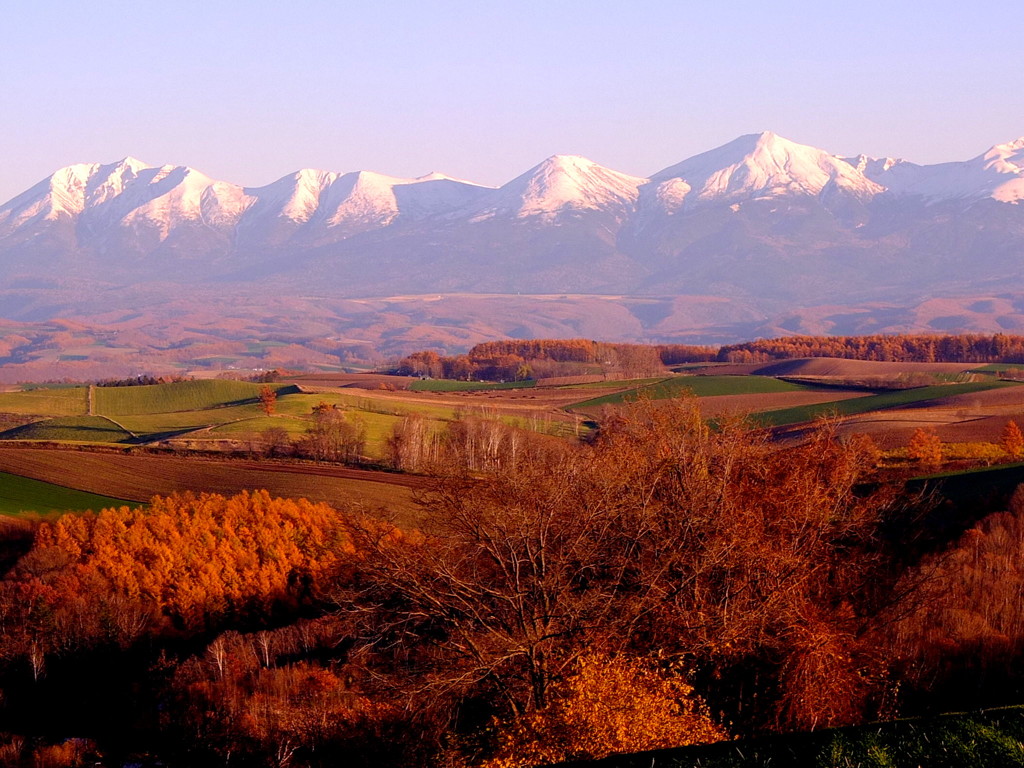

1,131,1024,375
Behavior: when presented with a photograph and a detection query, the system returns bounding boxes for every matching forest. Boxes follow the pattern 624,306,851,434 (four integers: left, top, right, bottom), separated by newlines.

2,396,1024,767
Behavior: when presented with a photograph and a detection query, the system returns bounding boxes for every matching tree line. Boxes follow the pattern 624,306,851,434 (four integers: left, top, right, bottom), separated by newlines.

393,333,1024,383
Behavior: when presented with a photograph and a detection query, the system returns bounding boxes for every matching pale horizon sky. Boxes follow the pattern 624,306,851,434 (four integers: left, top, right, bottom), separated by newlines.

1,0,1021,203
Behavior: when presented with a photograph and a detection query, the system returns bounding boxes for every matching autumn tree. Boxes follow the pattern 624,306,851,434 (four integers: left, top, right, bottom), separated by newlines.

2,491,354,646
1002,420,1024,458
258,385,277,416
338,396,906,743
473,653,726,767
908,427,943,468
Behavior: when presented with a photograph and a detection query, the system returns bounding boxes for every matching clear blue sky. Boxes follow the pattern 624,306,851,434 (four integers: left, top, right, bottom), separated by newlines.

1,0,1021,202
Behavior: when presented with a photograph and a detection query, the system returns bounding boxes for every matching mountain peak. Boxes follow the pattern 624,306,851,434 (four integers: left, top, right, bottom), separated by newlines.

466,154,646,221
115,156,150,172
652,131,882,204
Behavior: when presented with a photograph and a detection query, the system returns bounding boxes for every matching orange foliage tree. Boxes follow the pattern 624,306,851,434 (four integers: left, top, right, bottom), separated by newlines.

476,653,726,768
908,427,943,468
1002,420,1024,458
2,490,356,657
258,385,277,416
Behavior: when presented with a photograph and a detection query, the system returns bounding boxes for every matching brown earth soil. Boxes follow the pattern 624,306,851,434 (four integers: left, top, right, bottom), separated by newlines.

294,382,601,421
831,386,1024,448
0,448,424,518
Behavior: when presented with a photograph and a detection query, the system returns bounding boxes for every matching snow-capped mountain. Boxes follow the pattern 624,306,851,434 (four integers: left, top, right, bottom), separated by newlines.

238,168,493,247
1,132,1024,308
648,131,884,208
461,155,647,222
848,138,1024,203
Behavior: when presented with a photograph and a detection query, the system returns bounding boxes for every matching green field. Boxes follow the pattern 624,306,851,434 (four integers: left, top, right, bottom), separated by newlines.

93,379,290,416
570,376,810,409
0,416,134,443
0,471,135,516
755,380,1019,427
562,377,668,390
558,705,1024,768
0,387,88,416
972,363,1024,374
409,379,538,392
0,381,462,451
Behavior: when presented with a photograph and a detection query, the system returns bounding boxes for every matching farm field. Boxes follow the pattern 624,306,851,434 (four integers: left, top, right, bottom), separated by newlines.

1,363,1021,463
569,375,816,410
0,387,87,416
0,470,135,516
694,389,869,419
0,448,424,520
93,379,291,415
409,379,538,392
2,415,134,443
755,381,1020,428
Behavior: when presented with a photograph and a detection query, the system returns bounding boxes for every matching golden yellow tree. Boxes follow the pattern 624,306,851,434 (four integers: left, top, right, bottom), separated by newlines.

478,653,726,767
908,427,943,468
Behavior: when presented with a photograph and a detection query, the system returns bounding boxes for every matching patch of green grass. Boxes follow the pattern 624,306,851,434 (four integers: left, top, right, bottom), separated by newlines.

0,471,136,516
972,363,1024,373
206,415,313,439
0,387,88,416
113,402,269,437
556,705,1024,768
755,381,1019,428
409,379,538,392
570,376,810,409
276,392,458,422
563,377,668,390
0,416,133,443
93,380,289,416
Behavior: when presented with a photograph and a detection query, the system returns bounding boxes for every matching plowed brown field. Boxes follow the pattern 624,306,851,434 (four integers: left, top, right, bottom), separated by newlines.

0,448,422,517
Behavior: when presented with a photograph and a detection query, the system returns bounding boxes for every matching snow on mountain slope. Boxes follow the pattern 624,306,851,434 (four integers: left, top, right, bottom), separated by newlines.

82,164,253,235
239,168,493,243
0,157,147,237
0,157,254,243
855,137,1024,203
651,132,884,207
463,155,647,221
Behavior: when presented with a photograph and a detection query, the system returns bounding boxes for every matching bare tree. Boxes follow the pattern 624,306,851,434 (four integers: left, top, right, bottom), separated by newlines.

337,397,906,731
